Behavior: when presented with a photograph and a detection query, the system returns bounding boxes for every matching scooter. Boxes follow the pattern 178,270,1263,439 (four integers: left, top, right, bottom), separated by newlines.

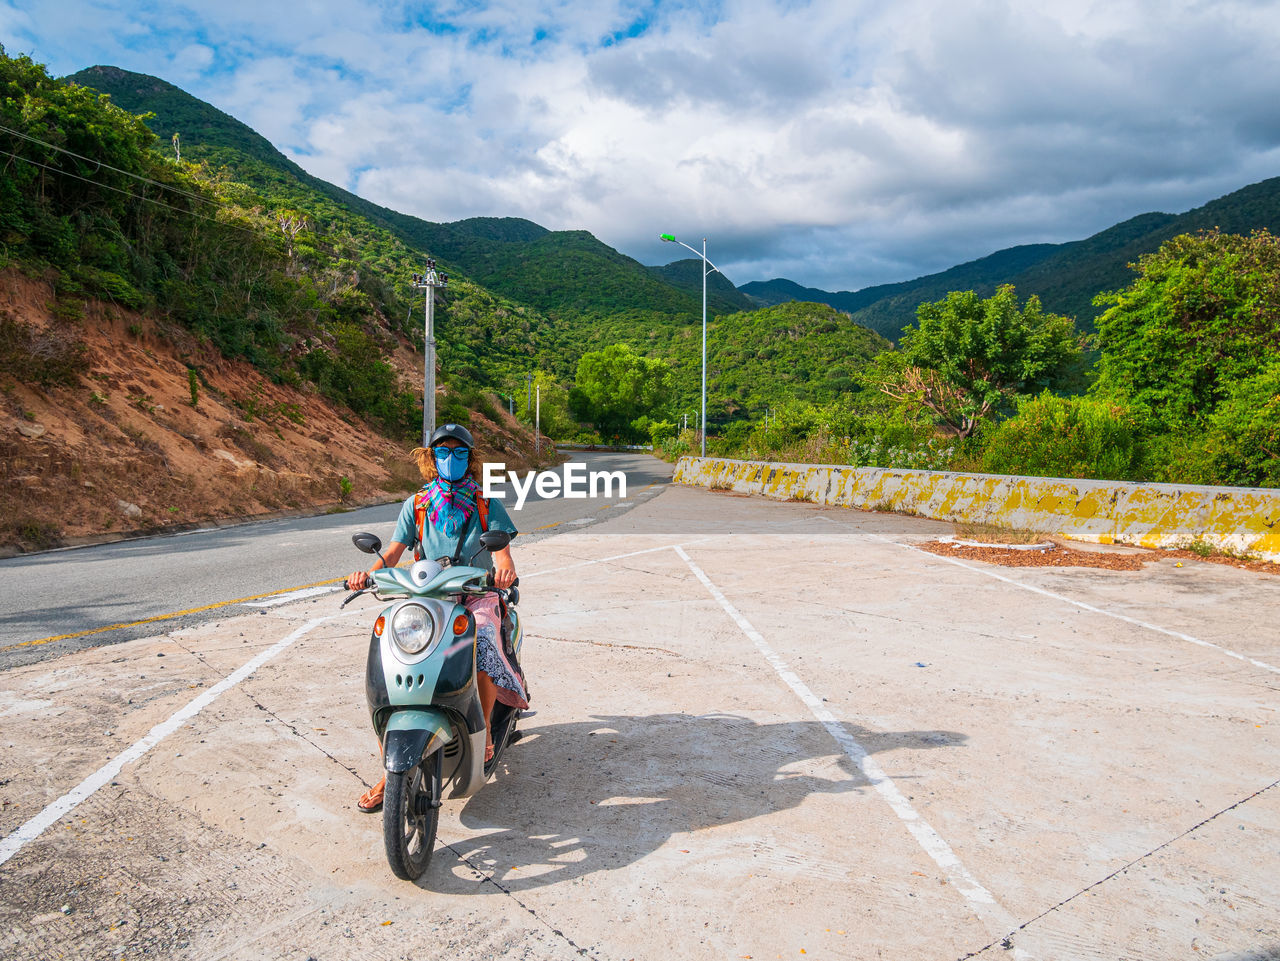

342,529,526,880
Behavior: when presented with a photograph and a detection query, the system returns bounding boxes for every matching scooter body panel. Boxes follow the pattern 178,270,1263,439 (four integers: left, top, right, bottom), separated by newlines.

361,563,503,800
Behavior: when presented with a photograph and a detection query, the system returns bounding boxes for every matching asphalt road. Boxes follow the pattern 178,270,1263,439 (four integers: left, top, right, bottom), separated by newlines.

0,450,672,668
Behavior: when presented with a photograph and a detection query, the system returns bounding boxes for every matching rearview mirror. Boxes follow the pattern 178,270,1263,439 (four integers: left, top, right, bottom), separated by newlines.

478,530,511,553
352,532,383,555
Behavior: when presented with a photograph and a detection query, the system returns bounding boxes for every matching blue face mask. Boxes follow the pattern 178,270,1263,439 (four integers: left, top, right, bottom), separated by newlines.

434,446,470,482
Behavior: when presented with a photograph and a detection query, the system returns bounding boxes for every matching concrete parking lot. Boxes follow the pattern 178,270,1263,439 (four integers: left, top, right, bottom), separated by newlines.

1,484,1277,960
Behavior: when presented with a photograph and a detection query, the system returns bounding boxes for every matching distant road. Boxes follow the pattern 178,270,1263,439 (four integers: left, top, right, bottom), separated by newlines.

0,451,672,668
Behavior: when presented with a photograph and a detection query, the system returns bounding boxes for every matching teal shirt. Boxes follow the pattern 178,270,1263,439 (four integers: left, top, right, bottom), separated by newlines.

391,489,518,568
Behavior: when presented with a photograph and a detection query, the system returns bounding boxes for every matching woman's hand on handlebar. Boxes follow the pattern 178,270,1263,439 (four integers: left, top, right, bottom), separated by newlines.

492,545,517,590
347,570,372,590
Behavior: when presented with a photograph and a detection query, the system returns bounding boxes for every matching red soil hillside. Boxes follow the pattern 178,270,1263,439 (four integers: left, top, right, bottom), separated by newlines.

0,269,554,553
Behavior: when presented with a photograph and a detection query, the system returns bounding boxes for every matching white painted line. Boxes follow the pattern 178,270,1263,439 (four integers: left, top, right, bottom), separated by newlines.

243,585,340,607
523,537,714,578
0,610,360,868
674,545,1031,957
851,525,1280,677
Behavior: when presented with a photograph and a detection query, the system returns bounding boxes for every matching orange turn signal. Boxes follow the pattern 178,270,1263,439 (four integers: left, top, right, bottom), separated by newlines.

374,615,385,637
452,614,469,635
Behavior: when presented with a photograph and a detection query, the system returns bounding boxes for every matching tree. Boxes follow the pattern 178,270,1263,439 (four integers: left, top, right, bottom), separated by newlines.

1202,359,1280,487
1091,229,1280,434
874,286,1082,438
570,344,673,440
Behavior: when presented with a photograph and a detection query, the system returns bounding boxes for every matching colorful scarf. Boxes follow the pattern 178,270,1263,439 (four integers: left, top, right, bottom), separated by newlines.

424,477,480,537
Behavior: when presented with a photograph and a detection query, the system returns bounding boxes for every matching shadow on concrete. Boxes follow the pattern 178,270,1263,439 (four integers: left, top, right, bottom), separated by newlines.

422,711,966,893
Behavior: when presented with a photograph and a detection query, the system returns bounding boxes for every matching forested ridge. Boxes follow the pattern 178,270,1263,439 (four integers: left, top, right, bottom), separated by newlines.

11,57,888,433
6,49,1277,498
746,179,1280,342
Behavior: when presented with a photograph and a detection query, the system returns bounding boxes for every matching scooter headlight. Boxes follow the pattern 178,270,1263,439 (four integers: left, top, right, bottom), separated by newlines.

391,603,434,656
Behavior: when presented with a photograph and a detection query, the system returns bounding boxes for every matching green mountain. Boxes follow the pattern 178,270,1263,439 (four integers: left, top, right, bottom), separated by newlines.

646,258,756,314
67,66,708,323
64,63,896,423
743,177,1280,341
741,243,1060,335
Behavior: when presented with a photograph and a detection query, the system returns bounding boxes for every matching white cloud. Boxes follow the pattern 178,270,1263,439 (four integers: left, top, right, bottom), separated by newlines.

11,0,1280,290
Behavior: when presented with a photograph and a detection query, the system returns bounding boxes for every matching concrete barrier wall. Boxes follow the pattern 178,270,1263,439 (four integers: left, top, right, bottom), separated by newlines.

673,456,1280,562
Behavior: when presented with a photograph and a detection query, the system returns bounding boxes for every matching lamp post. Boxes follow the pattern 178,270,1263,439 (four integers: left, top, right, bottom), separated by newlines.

411,261,448,446
660,233,719,457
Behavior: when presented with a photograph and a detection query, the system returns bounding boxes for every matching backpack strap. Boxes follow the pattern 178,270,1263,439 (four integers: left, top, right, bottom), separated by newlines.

412,490,429,560
476,494,489,533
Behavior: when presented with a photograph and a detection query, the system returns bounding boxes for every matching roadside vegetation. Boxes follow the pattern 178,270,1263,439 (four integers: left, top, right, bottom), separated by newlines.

2,52,418,436
659,236,1280,490
4,50,1277,489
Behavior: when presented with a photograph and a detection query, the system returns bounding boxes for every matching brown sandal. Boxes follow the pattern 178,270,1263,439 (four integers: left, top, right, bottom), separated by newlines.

358,776,385,813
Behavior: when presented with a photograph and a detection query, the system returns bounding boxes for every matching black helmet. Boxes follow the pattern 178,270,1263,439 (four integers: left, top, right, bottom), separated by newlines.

428,423,474,449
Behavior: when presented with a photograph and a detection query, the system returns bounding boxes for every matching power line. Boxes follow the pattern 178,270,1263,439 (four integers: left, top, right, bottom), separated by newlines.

0,148,264,237
0,121,218,206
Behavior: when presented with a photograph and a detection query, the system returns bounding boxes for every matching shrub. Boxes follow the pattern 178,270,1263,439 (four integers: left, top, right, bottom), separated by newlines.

1203,362,1280,487
979,392,1144,480
0,311,90,387
647,418,677,446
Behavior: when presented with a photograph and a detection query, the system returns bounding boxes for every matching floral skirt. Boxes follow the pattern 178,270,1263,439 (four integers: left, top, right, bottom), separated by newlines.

465,594,529,709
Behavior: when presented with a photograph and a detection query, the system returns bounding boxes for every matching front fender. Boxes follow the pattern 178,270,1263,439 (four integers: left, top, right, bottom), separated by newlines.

382,710,452,774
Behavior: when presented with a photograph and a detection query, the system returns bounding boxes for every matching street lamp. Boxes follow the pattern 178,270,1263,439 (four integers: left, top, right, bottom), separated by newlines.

660,233,719,458
411,260,449,446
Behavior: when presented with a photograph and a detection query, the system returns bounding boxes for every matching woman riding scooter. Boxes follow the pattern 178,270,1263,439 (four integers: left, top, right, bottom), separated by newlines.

345,423,526,812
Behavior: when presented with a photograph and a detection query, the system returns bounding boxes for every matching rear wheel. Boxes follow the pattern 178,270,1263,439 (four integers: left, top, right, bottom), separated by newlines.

383,750,441,880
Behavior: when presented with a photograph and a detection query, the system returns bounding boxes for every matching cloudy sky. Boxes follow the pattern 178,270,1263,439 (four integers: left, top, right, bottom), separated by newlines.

4,0,1279,291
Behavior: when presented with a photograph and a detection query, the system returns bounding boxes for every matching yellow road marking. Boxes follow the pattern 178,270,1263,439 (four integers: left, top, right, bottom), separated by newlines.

4,575,349,652
9,479,672,653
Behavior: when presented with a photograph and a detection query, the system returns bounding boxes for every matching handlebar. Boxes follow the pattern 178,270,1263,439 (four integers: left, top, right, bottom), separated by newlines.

485,570,520,589
340,577,370,609
339,571,519,609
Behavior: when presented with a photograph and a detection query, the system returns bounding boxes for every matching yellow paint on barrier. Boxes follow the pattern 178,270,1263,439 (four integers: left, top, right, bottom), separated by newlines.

674,457,1280,563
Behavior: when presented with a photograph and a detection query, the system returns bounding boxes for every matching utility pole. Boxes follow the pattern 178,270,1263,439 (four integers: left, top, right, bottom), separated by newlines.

411,261,448,445
660,234,719,458
700,237,707,457
535,385,541,457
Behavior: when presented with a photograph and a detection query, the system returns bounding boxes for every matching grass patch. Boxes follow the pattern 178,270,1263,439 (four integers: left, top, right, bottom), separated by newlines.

382,458,424,494
221,424,277,466
7,519,62,551
954,521,1047,544
1178,537,1259,562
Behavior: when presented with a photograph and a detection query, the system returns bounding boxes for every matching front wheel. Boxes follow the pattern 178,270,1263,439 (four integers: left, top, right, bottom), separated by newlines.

383,750,441,880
